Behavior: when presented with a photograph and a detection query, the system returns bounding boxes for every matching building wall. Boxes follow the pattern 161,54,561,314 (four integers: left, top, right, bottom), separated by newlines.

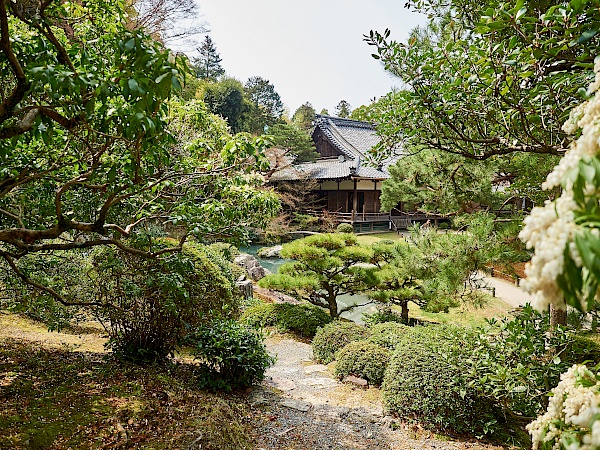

319,180,382,191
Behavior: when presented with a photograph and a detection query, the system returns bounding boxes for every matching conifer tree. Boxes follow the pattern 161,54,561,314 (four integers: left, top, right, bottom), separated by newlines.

192,35,225,80
335,100,352,118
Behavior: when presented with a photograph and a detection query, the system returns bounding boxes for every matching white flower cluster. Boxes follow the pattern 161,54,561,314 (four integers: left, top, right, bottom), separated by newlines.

528,364,600,450
519,59,600,312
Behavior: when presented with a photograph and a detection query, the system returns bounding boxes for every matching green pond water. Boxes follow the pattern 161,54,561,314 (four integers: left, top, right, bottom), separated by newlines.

240,245,376,324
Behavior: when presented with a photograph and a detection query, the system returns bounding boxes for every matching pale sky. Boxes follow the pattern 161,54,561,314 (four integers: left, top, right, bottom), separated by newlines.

181,0,426,116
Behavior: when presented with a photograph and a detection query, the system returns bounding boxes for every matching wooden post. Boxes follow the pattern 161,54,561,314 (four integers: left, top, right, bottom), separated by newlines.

352,178,358,219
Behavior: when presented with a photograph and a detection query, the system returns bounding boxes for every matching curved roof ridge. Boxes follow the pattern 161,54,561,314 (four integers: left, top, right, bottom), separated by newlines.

314,116,364,159
315,114,375,130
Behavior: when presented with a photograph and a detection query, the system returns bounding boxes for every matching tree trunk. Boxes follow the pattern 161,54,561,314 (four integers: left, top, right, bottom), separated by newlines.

401,302,409,324
328,296,339,319
550,305,567,327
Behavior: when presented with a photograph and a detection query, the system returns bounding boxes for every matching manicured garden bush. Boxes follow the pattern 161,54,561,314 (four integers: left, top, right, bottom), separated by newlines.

185,319,275,390
91,239,238,362
336,223,354,233
366,322,408,350
382,324,498,435
334,341,391,386
312,321,369,364
240,302,332,338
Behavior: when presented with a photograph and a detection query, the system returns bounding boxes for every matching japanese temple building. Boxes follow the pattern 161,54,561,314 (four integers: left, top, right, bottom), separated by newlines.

269,115,434,231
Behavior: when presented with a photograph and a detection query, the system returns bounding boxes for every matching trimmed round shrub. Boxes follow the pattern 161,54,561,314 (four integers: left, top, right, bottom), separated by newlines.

91,239,238,362
336,223,354,233
185,319,275,390
382,324,497,435
241,302,332,338
367,322,408,350
334,341,391,386
312,321,369,364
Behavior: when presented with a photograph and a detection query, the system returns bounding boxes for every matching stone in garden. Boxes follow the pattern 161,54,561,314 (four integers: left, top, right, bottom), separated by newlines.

234,254,271,281
265,376,297,391
257,245,283,258
343,375,368,389
236,279,253,300
303,364,328,374
280,399,311,412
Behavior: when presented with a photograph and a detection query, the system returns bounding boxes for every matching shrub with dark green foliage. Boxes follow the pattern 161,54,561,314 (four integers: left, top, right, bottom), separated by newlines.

312,321,369,364
336,223,354,233
334,341,391,385
241,302,331,338
367,322,408,350
382,324,498,435
91,239,238,362
185,319,275,390
468,305,600,420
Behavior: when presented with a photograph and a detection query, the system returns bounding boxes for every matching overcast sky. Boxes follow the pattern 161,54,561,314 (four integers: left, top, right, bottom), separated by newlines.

181,0,426,116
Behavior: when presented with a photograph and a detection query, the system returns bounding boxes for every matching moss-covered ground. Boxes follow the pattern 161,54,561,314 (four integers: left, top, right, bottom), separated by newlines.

0,313,253,450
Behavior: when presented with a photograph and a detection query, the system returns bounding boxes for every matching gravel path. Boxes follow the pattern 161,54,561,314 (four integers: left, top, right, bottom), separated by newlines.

248,337,502,450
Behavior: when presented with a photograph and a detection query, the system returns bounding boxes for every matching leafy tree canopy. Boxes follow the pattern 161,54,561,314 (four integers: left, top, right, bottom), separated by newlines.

0,0,279,307
244,76,285,134
291,102,316,132
268,122,318,164
197,77,251,133
365,0,600,161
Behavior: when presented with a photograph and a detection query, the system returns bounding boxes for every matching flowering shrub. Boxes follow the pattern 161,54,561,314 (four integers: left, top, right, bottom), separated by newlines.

519,60,600,313
527,364,600,450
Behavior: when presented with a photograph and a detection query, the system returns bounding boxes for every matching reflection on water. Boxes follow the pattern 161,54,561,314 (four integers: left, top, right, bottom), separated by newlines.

240,245,376,324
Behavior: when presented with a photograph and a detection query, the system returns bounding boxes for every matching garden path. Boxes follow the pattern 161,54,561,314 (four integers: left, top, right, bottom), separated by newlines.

248,337,502,450
481,274,532,308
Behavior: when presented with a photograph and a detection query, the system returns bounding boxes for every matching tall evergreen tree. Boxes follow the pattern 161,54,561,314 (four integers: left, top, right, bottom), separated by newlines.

244,76,284,133
335,100,352,118
192,35,225,80
292,102,316,132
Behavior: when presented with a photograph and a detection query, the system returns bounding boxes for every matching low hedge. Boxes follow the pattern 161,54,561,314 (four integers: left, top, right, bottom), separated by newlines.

382,324,498,435
311,321,369,364
367,322,408,350
334,341,391,386
240,302,331,338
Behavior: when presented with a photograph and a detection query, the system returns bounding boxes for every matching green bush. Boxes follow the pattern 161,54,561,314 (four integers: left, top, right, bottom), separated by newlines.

185,319,275,390
382,324,498,435
334,341,391,385
91,239,238,362
312,321,369,364
367,322,408,350
363,305,405,325
336,223,354,233
207,242,240,261
468,305,600,420
241,302,331,338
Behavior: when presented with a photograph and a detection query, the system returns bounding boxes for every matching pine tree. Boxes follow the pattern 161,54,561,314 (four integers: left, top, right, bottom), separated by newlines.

192,35,225,80
335,100,352,118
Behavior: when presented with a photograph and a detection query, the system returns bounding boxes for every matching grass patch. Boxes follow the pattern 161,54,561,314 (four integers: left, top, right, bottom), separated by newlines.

0,314,254,449
397,296,515,329
355,232,406,246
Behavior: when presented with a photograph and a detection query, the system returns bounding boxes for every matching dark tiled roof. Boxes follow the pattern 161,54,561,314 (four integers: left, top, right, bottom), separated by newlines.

269,115,395,182
313,115,381,160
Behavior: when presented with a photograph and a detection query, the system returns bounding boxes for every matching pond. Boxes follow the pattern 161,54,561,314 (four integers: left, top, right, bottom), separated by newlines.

240,245,376,324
